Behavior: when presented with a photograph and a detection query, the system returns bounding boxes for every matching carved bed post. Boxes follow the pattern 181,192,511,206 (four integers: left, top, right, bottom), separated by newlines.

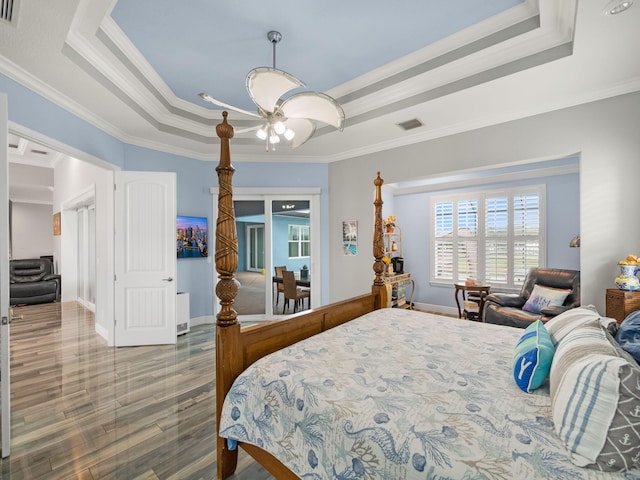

372,172,387,307
215,111,241,479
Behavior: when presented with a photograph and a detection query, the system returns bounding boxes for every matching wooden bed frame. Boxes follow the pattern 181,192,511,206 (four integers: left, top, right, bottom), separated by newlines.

214,112,389,479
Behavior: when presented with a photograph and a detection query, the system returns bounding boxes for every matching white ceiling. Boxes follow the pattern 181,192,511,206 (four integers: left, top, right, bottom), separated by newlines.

0,0,639,167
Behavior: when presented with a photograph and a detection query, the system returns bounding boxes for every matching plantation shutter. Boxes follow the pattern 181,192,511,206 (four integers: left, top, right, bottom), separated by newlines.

513,193,540,283
457,200,478,281
485,197,509,283
431,187,543,289
434,201,454,280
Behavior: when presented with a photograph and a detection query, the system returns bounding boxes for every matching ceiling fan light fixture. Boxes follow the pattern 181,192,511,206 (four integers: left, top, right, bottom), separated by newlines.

269,133,281,144
199,30,344,152
256,126,268,140
273,121,286,135
603,0,634,14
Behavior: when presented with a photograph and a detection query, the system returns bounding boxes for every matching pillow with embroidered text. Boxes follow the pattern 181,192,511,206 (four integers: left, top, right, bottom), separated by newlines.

522,284,571,314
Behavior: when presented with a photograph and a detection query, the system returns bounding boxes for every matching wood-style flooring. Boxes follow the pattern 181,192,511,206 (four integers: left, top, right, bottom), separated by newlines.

0,302,275,480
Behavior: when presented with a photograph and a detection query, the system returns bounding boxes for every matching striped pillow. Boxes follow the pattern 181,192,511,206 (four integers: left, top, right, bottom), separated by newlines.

545,305,600,346
552,353,640,471
549,319,624,404
513,320,554,393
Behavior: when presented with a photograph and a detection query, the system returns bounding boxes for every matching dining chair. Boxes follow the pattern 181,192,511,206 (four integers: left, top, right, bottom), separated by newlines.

282,270,310,314
274,265,287,305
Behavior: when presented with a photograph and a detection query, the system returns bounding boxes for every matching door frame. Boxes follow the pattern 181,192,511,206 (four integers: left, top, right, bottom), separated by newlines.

1,94,11,456
246,224,264,272
211,187,321,321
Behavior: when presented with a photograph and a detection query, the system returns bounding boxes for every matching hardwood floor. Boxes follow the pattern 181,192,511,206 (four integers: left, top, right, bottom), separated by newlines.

0,302,275,480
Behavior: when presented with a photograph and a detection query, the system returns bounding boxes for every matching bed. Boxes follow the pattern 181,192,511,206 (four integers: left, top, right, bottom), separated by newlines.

212,112,640,479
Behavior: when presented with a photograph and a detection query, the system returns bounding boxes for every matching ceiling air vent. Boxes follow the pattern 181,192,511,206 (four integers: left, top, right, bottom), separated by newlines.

1,0,16,23
397,118,423,131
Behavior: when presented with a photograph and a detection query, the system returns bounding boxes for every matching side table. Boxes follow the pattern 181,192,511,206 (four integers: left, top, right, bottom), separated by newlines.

454,283,491,320
605,288,640,324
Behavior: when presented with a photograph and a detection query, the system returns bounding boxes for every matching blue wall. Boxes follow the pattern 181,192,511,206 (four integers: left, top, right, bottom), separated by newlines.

236,215,310,275
393,170,580,311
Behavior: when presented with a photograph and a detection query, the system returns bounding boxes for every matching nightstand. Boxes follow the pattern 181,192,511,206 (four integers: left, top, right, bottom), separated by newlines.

605,288,640,324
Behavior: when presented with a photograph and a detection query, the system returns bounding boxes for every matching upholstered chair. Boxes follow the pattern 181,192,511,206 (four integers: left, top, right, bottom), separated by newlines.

282,270,310,314
482,268,580,328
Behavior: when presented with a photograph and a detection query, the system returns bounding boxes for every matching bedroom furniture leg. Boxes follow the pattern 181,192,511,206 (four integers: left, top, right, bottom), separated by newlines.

214,112,241,479
372,172,388,307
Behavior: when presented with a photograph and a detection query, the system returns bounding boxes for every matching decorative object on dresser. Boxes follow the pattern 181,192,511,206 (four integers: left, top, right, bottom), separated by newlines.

482,268,580,328
605,288,640,324
615,254,640,291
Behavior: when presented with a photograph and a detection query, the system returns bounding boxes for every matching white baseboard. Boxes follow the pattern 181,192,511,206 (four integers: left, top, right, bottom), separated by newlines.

190,315,215,327
95,322,109,342
414,302,458,317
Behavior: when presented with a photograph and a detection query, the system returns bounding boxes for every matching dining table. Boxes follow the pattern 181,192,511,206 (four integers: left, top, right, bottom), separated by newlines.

272,276,311,288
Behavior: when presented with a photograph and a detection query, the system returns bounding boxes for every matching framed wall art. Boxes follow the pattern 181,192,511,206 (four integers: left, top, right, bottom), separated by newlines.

342,220,358,256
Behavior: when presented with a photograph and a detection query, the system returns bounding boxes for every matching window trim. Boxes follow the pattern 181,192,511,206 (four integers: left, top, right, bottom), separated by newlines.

288,224,310,259
429,185,546,290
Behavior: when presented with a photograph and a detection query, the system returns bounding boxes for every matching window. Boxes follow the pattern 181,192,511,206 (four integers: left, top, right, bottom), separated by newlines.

431,186,545,290
288,224,310,258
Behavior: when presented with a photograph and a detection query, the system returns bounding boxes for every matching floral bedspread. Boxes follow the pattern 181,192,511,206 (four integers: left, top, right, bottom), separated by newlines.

219,308,638,479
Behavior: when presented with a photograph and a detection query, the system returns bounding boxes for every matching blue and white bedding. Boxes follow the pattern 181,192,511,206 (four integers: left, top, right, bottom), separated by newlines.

219,308,638,479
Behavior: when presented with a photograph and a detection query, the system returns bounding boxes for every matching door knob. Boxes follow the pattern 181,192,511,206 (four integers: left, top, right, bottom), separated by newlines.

162,277,174,282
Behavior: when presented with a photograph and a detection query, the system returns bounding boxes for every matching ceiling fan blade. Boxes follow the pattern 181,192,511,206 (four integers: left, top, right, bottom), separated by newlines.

279,92,345,130
197,92,261,118
246,68,304,114
234,124,263,135
284,117,315,148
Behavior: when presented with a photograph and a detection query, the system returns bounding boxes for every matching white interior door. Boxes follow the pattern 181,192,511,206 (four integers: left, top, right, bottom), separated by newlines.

114,171,176,346
0,94,10,456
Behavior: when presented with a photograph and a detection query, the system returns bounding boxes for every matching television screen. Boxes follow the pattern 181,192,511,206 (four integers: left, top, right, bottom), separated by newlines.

177,215,208,258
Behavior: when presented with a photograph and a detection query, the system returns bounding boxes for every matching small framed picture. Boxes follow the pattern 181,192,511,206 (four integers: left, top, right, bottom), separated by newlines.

342,220,358,256
53,212,61,236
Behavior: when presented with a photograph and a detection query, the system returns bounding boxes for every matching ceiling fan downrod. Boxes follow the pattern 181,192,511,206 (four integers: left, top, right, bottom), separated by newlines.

267,30,282,69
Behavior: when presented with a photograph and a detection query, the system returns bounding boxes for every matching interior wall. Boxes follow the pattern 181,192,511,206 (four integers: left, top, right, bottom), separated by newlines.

328,91,640,314
124,145,331,319
54,157,115,344
10,202,53,260
393,172,579,310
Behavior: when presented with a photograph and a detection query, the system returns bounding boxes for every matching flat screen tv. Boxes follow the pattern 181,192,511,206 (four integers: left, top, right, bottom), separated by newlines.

177,215,208,258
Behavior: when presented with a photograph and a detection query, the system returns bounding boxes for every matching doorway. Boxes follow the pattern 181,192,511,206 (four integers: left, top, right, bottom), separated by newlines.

62,186,97,313
212,188,321,321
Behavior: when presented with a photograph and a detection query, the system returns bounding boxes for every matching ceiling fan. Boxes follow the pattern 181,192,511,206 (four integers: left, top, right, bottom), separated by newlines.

199,30,345,151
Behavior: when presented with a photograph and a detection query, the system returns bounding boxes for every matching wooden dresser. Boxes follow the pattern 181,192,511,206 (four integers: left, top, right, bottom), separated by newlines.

605,288,640,324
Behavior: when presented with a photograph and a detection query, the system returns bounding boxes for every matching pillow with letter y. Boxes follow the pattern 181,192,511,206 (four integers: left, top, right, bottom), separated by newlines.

513,320,555,393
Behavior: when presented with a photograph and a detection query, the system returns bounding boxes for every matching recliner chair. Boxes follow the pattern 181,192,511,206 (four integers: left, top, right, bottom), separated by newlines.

482,268,580,328
10,258,61,306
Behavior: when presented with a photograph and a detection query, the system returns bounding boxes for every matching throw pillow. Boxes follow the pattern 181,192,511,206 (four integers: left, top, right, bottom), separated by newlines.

522,284,571,314
549,319,625,404
545,305,610,346
615,310,640,363
552,353,640,471
513,320,555,393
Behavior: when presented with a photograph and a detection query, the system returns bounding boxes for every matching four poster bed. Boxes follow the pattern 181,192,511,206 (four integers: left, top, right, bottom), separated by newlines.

213,113,640,479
